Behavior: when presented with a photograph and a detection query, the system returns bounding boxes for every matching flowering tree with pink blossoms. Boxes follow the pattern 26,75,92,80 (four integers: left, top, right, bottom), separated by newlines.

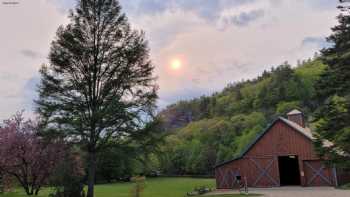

0,112,65,196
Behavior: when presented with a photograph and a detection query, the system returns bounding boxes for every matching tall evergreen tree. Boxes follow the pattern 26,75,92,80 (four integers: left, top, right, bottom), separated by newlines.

36,1,157,196
314,1,350,168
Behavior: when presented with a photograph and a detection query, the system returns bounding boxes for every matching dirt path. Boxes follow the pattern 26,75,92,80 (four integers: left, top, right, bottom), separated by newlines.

208,187,350,197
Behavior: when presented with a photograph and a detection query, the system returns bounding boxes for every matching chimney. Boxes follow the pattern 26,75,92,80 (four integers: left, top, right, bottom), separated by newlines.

287,109,305,128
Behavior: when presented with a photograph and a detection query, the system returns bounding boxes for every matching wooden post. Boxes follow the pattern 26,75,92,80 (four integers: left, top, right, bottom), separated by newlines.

298,158,306,186
244,176,248,195
333,165,338,187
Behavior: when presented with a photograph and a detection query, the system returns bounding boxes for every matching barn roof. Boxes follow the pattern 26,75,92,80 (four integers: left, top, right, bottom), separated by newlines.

279,117,313,139
287,109,303,115
280,117,334,148
214,117,315,168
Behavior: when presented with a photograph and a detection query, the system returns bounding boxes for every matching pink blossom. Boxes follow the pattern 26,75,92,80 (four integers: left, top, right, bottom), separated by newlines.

0,112,65,195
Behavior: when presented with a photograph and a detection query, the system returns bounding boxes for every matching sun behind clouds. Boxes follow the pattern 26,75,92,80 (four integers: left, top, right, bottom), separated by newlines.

170,59,182,70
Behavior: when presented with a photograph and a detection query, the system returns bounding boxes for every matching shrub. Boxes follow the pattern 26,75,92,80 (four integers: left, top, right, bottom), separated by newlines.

130,176,146,197
186,185,212,196
49,150,85,197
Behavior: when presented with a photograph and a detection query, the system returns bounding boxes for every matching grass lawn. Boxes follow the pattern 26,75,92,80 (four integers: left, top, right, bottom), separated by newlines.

0,177,257,197
339,183,350,190
206,196,260,197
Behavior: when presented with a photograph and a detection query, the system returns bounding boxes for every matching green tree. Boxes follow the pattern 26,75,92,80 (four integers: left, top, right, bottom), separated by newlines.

96,144,136,183
276,101,301,115
314,96,350,167
36,1,157,196
314,2,350,168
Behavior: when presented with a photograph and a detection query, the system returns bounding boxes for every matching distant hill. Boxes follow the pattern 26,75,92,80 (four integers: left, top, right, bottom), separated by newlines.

159,58,326,131
156,58,327,175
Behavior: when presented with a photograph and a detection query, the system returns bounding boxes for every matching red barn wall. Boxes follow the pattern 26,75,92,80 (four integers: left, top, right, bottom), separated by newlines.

245,121,318,159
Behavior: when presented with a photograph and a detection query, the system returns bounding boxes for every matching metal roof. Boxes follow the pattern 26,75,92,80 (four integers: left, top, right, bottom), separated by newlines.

287,109,303,115
279,117,313,139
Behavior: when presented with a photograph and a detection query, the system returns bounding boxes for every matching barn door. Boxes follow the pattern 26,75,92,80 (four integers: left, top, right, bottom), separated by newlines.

303,160,335,186
248,157,279,187
216,167,240,189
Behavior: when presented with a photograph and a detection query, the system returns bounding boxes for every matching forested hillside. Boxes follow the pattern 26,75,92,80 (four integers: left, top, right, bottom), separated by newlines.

157,58,327,175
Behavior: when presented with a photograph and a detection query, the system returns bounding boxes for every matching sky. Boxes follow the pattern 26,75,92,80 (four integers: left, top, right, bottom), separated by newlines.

0,0,340,120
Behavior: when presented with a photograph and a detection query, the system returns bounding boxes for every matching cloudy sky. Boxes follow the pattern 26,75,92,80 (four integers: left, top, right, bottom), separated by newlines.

0,0,340,119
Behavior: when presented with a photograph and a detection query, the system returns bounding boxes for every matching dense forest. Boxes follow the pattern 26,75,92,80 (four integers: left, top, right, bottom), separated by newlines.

156,58,327,175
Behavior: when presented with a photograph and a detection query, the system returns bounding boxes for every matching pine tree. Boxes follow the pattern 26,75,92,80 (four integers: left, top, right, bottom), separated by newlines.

314,1,350,168
36,1,157,196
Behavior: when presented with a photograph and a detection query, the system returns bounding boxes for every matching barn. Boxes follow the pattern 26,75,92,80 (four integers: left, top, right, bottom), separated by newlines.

215,109,349,188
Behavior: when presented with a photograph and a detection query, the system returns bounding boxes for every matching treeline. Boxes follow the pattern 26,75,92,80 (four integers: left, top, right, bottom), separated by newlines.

156,59,327,175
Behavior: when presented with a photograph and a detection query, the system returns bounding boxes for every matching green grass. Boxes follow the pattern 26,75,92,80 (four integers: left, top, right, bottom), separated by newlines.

206,196,260,197
339,183,350,190
0,177,258,197
95,177,215,197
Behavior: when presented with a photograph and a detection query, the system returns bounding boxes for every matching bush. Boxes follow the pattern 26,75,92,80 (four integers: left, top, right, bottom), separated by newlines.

130,176,146,197
49,150,85,197
186,186,212,196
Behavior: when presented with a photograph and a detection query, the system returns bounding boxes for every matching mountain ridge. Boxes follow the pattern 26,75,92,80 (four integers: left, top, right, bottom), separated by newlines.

157,58,327,175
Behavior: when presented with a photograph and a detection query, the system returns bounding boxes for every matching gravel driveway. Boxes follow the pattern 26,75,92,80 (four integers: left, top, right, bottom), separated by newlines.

208,187,350,197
